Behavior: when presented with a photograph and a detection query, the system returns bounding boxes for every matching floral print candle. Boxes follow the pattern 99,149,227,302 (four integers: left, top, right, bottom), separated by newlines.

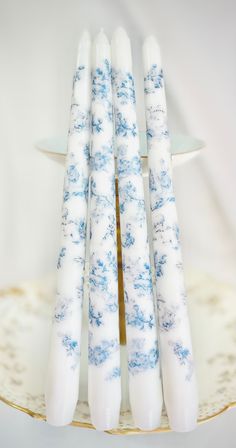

112,28,163,430
143,35,198,432
88,29,121,431
45,31,91,426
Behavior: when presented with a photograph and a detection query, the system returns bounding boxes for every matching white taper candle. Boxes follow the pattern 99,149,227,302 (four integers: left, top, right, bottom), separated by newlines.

143,35,198,432
45,30,91,426
88,29,121,431
112,27,163,430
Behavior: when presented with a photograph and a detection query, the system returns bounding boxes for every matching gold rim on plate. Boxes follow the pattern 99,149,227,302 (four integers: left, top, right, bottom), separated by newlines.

0,394,235,435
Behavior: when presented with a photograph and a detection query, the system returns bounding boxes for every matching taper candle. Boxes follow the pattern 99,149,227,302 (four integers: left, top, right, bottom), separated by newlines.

112,27,163,430
45,30,91,426
88,29,121,431
143,35,198,432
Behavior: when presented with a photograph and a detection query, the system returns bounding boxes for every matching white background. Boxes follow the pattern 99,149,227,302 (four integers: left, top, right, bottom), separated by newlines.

0,0,236,446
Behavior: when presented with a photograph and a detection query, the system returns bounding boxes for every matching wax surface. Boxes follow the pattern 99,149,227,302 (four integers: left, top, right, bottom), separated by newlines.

45,30,91,426
112,27,163,430
143,34,198,432
88,29,121,431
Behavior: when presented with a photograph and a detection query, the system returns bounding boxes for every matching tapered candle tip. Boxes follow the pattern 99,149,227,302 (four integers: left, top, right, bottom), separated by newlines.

143,35,161,53
142,35,162,69
95,28,109,46
92,29,110,67
80,29,91,42
76,30,91,67
111,27,132,71
113,26,129,41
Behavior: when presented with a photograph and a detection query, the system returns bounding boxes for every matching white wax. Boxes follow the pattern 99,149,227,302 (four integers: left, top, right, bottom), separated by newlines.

112,27,163,430
45,30,91,426
143,35,198,432
88,29,121,431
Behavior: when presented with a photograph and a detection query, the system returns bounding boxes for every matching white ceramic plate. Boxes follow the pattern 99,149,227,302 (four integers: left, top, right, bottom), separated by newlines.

0,271,235,434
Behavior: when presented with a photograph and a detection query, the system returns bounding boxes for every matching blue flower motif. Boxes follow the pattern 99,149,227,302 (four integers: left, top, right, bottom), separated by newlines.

147,127,169,141
57,247,66,269
115,111,137,137
90,144,113,171
88,336,119,366
106,301,118,313
154,215,180,250
66,164,80,183
90,151,109,171
83,143,90,161
66,218,86,244
89,302,103,327
157,295,178,332
54,296,73,322
63,178,89,203
103,214,116,242
134,262,153,293
61,334,80,369
90,177,115,212
89,257,108,292
128,344,159,375
123,259,153,297
154,252,167,278
73,65,85,86
144,65,163,94
119,181,145,217
92,59,112,101
112,69,135,105
91,115,103,133
149,161,175,211
106,366,121,380
122,227,135,248
126,304,154,330
169,340,194,381
106,250,118,279
117,153,142,178
69,105,89,134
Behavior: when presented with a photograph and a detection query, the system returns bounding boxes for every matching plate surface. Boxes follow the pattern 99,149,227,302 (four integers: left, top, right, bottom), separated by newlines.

36,133,204,168
0,271,235,434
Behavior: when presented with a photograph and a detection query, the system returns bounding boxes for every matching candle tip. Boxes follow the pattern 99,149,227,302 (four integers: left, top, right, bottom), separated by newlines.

112,26,129,41
142,35,162,68
111,27,132,71
95,28,109,46
76,30,91,66
80,29,91,41
143,34,161,52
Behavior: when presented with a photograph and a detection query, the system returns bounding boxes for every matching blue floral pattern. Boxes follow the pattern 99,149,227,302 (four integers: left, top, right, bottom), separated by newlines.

105,367,121,381
112,69,135,105
126,304,154,330
144,64,163,94
60,334,80,370
69,105,90,135
128,340,159,375
113,64,161,384
73,65,85,85
88,333,119,367
169,341,194,381
48,39,91,378
144,54,196,390
156,294,179,332
88,57,121,390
